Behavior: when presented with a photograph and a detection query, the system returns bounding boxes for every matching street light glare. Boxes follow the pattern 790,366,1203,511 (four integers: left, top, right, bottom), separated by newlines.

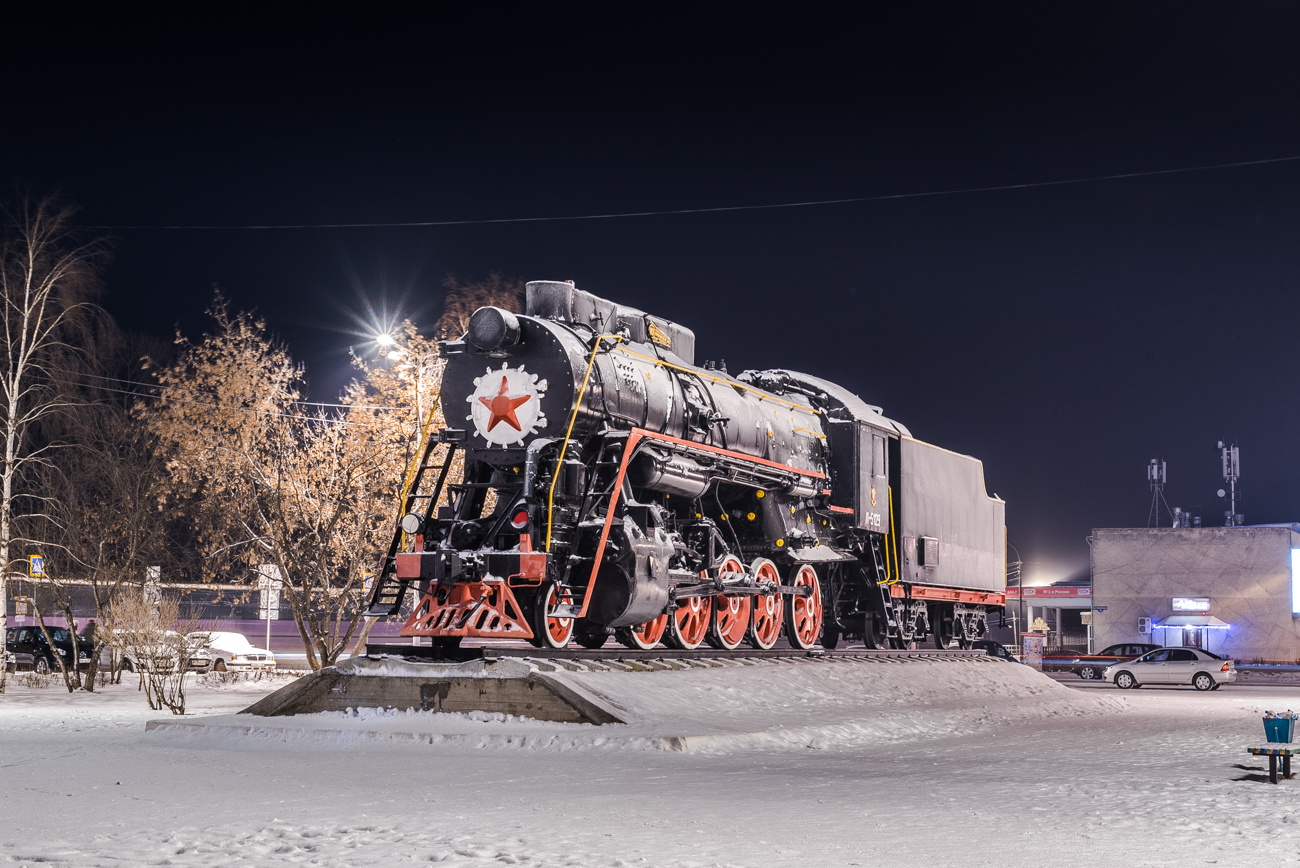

375,333,396,348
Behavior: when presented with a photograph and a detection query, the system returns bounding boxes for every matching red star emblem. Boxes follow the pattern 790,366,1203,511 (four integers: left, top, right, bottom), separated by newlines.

479,376,531,432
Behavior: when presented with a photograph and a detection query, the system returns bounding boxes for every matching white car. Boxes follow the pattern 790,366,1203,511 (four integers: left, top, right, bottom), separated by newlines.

191,631,276,671
109,629,212,673
1103,647,1237,691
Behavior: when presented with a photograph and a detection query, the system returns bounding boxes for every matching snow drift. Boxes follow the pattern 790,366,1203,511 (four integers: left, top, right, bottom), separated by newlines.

148,654,1124,754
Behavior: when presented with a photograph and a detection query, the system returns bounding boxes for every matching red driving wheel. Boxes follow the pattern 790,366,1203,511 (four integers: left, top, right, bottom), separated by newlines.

747,557,784,649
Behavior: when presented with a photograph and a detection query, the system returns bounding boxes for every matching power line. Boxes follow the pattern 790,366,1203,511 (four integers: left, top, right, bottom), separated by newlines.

38,369,411,425
71,369,403,411
65,380,366,425
85,153,1300,231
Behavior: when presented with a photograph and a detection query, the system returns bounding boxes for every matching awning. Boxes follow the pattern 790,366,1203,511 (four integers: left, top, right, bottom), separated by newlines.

1154,615,1231,629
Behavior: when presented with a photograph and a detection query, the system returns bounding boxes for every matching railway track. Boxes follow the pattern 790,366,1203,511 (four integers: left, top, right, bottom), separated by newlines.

364,643,988,664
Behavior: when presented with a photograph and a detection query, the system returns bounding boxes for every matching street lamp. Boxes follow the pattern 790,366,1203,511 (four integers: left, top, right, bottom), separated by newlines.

1007,542,1024,648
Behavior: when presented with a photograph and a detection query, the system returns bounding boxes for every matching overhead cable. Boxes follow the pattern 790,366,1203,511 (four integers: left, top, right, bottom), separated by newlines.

85,154,1300,231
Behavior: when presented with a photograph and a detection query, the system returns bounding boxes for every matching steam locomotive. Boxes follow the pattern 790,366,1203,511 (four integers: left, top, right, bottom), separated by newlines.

366,281,1006,652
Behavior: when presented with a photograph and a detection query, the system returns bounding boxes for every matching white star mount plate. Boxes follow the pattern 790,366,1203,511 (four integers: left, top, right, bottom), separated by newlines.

466,363,548,446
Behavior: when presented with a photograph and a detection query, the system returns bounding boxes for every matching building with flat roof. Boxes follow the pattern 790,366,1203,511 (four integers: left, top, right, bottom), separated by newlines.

1091,525,1300,661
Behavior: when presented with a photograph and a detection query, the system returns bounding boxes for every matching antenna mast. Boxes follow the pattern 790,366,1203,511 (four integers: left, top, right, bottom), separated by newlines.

1147,459,1173,527
1217,440,1242,526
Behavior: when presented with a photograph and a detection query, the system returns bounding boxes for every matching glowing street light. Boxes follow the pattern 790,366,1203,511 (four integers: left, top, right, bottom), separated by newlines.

375,333,396,349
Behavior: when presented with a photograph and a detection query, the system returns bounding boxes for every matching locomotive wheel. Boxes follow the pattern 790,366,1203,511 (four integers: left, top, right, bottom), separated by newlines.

574,619,610,649
618,613,669,650
784,564,824,650
666,595,712,650
746,557,784,650
707,555,750,650
862,611,888,650
821,626,841,650
534,581,574,649
934,610,959,650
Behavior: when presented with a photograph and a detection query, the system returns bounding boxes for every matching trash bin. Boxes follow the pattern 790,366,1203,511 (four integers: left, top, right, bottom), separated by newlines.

1264,716,1296,743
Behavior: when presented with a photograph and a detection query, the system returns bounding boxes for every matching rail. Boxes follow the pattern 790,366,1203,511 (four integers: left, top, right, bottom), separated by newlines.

364,643,990,663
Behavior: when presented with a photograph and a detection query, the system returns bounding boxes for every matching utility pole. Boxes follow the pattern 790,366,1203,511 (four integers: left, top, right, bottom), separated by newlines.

1006,543,1023,650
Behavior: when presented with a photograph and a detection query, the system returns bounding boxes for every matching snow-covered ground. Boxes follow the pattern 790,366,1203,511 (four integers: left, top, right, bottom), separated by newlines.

3,663,1300,867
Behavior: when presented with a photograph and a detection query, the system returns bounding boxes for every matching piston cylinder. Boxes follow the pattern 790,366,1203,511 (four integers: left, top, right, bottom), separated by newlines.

626,448,712,498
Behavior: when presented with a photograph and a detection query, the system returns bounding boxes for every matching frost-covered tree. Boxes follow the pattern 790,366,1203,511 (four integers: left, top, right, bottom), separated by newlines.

436,272,524,338
146,301,427,668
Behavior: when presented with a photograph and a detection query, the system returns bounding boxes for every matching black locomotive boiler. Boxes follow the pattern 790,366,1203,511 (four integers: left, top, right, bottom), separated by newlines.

366,280,1006,652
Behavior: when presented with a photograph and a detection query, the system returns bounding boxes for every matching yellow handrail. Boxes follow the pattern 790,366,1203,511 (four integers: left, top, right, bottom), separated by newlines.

879,483,900,585
888,484,900,584
546,335,623,552
611,344,820,414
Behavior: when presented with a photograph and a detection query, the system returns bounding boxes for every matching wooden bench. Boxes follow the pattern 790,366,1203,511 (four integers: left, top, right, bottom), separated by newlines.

1247,747,1298,784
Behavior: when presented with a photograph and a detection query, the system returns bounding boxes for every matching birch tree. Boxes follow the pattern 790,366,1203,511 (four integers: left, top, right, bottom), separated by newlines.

0,198,102,694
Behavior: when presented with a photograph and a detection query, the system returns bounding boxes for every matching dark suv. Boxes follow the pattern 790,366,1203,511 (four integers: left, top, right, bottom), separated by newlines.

1043,642,1161,680
5,626,94,674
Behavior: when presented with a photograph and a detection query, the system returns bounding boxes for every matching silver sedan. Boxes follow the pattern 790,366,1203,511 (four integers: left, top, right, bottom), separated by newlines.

1103,647,1237,690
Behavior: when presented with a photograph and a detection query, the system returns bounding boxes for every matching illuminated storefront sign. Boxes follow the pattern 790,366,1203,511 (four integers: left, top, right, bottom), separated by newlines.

1171,597,1211,613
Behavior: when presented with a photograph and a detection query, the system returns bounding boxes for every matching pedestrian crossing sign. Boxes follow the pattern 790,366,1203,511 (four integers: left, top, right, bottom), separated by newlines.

28,555,43,578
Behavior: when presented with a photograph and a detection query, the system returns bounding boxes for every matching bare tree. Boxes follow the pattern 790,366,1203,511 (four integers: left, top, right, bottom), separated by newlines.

26,581,87,691
436,272,524,338
104,592,199,714
0,197,102,694
36,389,177,691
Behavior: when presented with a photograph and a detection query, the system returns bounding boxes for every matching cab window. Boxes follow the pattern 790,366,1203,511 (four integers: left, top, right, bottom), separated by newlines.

16,628,34,643
1140,650,1170,662
51,628,70,643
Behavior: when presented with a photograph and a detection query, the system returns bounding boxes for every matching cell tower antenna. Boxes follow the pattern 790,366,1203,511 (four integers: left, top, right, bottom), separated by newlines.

1147,458,1173,527
1217,440,1242,526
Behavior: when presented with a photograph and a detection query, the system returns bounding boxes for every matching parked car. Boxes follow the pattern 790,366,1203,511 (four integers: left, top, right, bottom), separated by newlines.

111,630,212,674
972,639,1020,662
4,626,95,674
190,631,276,671
1044,642,1161,680
1103,647,1237,690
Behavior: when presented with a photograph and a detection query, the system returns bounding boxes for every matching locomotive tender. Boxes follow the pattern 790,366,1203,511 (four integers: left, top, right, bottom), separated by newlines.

366,280,1006,652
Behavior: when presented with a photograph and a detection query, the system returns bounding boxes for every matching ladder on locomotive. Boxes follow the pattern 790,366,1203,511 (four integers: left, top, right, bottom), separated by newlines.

365,429,461,618
867,533,902,635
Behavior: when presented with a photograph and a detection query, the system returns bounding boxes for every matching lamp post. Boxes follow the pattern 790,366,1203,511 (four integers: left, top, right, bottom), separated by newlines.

1007,542,1023,649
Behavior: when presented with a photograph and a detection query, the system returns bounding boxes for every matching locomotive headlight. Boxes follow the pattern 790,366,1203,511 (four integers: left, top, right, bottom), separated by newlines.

466,306,522,351
400,513,423,534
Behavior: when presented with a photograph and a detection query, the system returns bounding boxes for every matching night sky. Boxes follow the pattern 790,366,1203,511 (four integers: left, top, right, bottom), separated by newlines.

6,5,1300,583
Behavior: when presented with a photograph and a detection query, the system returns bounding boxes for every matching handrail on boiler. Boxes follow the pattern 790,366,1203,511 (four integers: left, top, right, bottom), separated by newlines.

546,334,623,552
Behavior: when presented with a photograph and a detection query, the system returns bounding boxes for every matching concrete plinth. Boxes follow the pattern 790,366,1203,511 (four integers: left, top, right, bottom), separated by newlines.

239,655,626,724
